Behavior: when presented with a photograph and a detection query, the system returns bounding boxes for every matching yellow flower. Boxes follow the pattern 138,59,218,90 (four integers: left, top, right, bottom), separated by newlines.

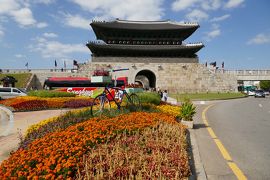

156,104,181,117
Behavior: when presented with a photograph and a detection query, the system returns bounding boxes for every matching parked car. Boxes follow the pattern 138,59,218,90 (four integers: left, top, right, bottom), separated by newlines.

247,90,255,96
0,87,27,99
263,90,270,96
18,88,27,94
254,90,265,98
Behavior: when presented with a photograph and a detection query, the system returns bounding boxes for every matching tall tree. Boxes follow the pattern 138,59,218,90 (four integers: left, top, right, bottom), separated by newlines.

260,80,270,90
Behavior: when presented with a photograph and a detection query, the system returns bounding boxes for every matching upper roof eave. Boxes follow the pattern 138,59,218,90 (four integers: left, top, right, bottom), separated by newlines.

90,19,199,30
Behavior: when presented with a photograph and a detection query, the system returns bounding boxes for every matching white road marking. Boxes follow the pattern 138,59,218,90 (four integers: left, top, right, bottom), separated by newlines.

259,104,263,108
200,101,205,104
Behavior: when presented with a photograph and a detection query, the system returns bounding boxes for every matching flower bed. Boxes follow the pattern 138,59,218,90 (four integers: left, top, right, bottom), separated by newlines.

0,96,94,111
11,99,49,111
22,103,180,149
0,112,189,179
21,107,93,149
78,122,190,179
156,104,181,117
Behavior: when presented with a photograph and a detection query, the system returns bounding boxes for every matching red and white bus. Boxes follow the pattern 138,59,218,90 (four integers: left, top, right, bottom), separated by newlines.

43,76,128,97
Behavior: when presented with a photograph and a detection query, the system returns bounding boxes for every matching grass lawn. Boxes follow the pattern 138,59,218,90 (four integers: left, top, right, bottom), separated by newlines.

0,73,32,88
171,92,246,101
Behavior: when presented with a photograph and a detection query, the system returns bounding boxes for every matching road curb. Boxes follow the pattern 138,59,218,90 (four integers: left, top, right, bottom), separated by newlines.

168,96,207,179
0,105,14,137
188,129,207,180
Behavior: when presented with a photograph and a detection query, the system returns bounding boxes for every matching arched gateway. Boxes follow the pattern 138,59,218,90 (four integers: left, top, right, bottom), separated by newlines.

135,70,156,89
83,19,238,93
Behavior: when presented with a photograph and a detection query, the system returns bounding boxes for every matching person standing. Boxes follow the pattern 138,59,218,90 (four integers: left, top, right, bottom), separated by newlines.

158,87,163,98
162,90,168,102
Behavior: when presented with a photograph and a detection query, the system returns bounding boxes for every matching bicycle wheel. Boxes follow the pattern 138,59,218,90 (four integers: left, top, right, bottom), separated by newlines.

127,93,141,111
91,94,111,116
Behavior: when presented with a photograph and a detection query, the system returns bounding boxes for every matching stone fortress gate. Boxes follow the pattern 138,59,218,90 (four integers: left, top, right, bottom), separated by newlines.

79,19,237,93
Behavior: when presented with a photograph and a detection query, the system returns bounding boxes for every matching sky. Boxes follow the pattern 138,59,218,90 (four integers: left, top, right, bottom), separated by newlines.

0,0,270,70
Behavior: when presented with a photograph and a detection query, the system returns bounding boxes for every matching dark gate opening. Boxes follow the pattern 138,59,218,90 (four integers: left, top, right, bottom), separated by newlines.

135,70,156,89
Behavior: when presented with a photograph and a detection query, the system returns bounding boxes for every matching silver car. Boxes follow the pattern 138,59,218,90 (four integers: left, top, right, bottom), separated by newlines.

0,87,27,99
254,90,265,98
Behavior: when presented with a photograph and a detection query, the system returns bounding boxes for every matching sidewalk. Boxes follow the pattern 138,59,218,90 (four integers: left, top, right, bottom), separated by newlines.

0,109,68,163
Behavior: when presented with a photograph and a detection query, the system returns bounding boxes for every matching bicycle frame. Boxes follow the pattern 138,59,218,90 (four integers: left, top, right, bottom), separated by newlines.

91,85,141,117
102,86,130,110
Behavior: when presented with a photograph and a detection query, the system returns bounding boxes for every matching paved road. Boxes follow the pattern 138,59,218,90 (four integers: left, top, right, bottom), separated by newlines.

206,96,270,179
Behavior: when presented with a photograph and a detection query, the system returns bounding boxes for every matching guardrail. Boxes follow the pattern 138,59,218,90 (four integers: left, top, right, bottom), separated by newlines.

0,69,78,74
224,70,270,76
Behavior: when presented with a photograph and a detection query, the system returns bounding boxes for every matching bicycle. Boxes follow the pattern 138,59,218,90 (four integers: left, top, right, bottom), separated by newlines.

90,86,141,116
90,69,141,116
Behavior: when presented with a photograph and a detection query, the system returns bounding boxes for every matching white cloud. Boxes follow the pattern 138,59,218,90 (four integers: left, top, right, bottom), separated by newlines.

43,32,58,38
208,29,221,38
225,0,244,9
201,0,222,10
63,14,90,30
205,24,221,41
0,0,46,27
0,24,4,38
171,0,223,11
71,0,164,20
171,0,199,11
29,37,89,58
210,14,230,22
0,30,4,38
36,22,48,28
247,33,270,45
186,9,209,22
0,0,20,14
10,8,36,26
15,54,25,58
34,0,55,5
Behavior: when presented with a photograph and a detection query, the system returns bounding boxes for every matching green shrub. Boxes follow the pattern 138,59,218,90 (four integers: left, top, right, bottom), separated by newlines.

140,103,160,112
260,80,270,90
180,99,196,121
137,92,161,105
28,90,76,98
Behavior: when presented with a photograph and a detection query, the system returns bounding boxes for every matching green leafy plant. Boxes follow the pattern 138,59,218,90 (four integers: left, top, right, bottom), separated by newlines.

137,92,161,105
180,99,196,121
28,90,76,98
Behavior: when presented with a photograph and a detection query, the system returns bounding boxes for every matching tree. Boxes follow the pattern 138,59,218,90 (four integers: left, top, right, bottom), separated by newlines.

260,80,270,90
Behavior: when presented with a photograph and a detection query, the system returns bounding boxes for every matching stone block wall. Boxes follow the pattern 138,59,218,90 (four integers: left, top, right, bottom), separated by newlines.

1,58,238,92
79,56,238,93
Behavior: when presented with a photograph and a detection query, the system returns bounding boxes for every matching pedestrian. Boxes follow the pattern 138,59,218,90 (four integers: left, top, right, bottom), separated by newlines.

162,90,168,102
158,87,163,98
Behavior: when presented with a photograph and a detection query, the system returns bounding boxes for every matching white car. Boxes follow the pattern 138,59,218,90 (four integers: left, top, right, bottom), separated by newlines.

247,90,255,96
0,87,27,99
264,90,270,96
